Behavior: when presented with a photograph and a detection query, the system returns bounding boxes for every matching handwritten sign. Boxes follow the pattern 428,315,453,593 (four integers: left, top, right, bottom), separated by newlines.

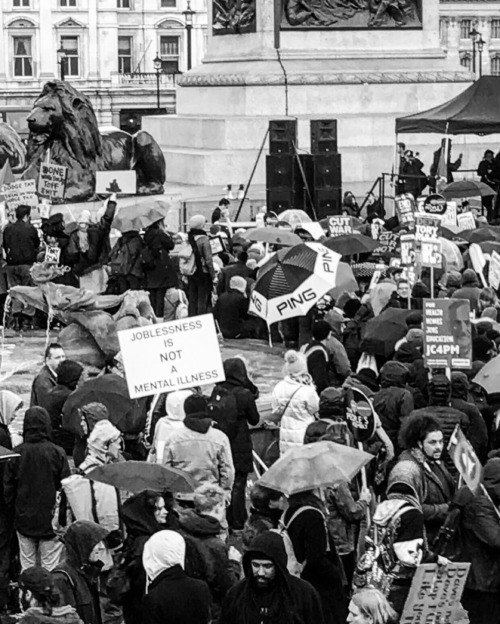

118,314,225,398
400,234,415,267
457,211,476,232
423,299,472,369
45,246,61,264
415,214,441,242
38,163,67,200
2,180,38,210
400,563,470,624
372,232,399,257
395,193,415,229
489,250,500,290
328,216,353,237
421,238,442,268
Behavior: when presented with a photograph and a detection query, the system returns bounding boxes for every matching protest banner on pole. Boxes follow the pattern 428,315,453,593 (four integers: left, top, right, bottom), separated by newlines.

448,425,482,494
117,313,225,399
400,563,470,624
423,299,472,369
457,211,476,231
395,193,415,229
38,163,68,200
372,232,400,258
421,238,442,268
400,234,415,267
96,170,137,195
327,216,353,237
415,214,441,243
441,201,457,229
489,250,500,290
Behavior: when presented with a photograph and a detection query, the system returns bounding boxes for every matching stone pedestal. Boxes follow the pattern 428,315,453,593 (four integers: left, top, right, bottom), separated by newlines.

145,0,472,194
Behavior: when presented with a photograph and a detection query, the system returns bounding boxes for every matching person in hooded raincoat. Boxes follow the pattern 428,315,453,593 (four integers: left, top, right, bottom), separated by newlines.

4,407,70,572
142,530,212,624
451,269,482,314
147,390,193,464
219,530,324,624
53,520,109,624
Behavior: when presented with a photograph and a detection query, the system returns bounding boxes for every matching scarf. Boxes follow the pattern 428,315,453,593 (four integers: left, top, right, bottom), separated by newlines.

77,229,90,253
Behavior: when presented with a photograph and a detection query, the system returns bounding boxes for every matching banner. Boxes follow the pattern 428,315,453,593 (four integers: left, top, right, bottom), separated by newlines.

328,216,353,237
96,170,137,195
423,299,472,369
372,232,399,257
117,314,225,398
395,193,415,229
2,180,38,210
421,238,442,268
457,211,476,231
400,563,470,624
489,250,500,290
422,193,447,216
448,425,482,494
38,163,67,200
400,234,415,267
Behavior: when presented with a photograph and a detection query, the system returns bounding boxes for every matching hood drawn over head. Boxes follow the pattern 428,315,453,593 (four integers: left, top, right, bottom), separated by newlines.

23,407,52,443
0,390,22,427
242,530,289,581
143,530,185,582
451,371,469,401
120,490,164,537
222,357,258,396
165,389,193,422
380,361,408,388
63,520,109,569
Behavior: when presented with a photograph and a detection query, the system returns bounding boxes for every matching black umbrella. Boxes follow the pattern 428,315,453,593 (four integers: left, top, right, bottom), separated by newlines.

360,309,413,358
458,226,500,244
322,233,380,256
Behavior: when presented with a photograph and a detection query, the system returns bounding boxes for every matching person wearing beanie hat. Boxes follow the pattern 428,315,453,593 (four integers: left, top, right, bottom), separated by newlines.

162,394,235,497
4,407,70,572
272,350,319,456
460,457,500,624
451,268,482,313
217,250,253,296
214,273,253,339
187,214,215,316
19,565,83,623
301,320,337,393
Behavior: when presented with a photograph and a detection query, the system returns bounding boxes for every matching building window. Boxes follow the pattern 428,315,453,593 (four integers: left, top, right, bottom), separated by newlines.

160,35,179,73
60,36,79,77
460,53,472,70
13,0,30,6
492,19,500,40
13,36,33,77
460,19,472,40
492,56,500,76
117,0,130,7
60,0,77,5
118,36,132,74
161,0,176,7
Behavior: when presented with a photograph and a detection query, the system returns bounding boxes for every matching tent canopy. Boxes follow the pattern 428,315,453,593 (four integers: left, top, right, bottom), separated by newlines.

396,76,500,135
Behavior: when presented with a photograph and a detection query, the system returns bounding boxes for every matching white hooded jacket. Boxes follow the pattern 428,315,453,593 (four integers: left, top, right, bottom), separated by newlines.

143,530,186,592
149,390,192,464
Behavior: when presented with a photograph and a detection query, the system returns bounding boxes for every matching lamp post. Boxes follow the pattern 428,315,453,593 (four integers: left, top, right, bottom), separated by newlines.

477,37,485,78
56,46,67,81
182,1,195,71
470,27,480,74
153,53,162,111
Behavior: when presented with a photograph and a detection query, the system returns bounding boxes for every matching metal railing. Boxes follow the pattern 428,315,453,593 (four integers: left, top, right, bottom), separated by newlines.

116,72,177,87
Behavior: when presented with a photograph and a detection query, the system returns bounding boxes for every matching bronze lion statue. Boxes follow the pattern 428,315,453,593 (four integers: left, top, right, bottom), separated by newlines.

21,80,166,203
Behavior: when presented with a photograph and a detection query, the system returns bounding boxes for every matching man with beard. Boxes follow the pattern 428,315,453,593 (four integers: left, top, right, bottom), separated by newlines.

219,531,324,624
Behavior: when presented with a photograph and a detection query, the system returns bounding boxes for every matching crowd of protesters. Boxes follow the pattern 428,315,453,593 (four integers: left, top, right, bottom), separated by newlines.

0,187,500,624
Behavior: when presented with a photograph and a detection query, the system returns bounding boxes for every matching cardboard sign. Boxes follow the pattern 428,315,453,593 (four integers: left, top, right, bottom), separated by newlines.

2,180,38,210
489,250,500,290
96,171,137,195
457,211,476,231
415,214,441,242
441,201,457,229
209,236,225,255
328,216,352,237
45,246,61,264
423,193,447,216
117,314,225,398
395,193,415,228
423,299,472,369
400,234,415,267
448,425,482,494
400,563,470,624
421,238,442,268
38,163,67,200
372,232,399,257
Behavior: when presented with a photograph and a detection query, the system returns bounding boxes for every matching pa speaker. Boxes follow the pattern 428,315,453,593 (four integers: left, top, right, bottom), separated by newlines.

310,119,338,154
314,188,342,218
312,154,342,190
266,155,295,188
269,120,297,155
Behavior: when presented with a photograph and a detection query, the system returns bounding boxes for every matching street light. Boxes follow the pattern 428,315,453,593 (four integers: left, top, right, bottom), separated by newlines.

469,27,480,74
56,46,67,81
477,37,486,78
182,0,195,71
153,53,162,111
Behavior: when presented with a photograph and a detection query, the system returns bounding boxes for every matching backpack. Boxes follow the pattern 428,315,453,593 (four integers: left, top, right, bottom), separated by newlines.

432,487,473,561
108,237,143,277
209,386,239,441
177,240,196,277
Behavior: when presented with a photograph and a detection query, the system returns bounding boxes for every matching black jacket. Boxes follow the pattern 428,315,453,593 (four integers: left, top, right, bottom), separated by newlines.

4,407,70,539
143,225,176,289
450,372,488,463
303,341,332,394
214,358,260,473
30,365,57,408
3,219,40,266
142,564,211,624
219,530,324,624
217,261,254,295
214,290,249,339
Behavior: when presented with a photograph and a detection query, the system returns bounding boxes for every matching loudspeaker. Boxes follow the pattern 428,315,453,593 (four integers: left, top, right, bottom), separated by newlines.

314,188,342,218
266,155,295,188
269,120,297,154
312,154,342,189
310,119,338,154
266,188,296,213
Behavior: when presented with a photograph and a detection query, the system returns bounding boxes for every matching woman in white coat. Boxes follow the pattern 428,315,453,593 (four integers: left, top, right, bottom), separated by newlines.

272,350,319,456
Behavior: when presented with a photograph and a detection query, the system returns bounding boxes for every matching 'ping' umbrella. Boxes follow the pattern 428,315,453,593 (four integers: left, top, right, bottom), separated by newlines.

86,461,197,494
257,440,373,496
112,200,169,232
472,354,500,395
323,233,380,257
443,179,496,200
241,227,302,247
62,374,147,435
249,242,341,324
360,308,413,358
457,226,500,244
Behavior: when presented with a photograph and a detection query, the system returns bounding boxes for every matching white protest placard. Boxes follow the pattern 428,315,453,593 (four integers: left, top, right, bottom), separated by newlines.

117,313,225,399
457,211,476,231
2,180,38,209
327,216,352,237
415,214,440,242
96,170,137,195
45,246,61,264
394,193,415,229
421,238,441,268
400,234,415,267
442,201,457,229
489,250,500,290
38,163,68,200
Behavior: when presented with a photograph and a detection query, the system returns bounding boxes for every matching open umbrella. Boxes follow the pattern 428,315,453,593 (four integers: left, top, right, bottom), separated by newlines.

439,237,464,271
62,374,147,435
249,243,341,324
278,209,312,228
327,262,358,300
256,441,373,496
0,446,19,461
360,308,413,357
443,180,496,200
241,227,302,247
472,354,500,395
112,200,169,232
323,233,380,256
479,241,500,255
86,461,197,494
458,226,500,244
